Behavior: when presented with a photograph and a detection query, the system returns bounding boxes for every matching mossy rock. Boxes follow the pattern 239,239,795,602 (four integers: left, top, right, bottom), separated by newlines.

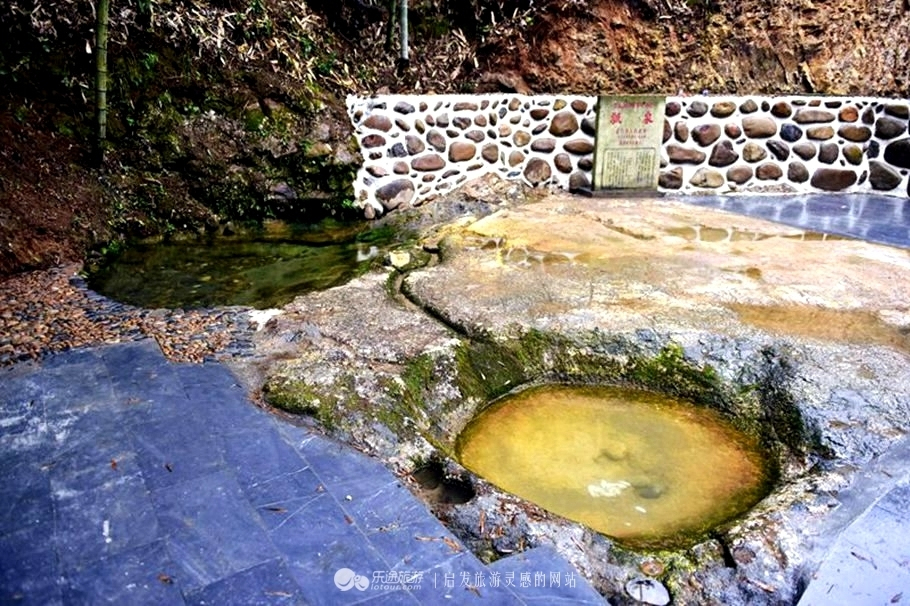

263,376,340,431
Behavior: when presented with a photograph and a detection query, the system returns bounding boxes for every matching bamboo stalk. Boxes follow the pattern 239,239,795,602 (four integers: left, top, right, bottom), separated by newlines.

385,0,397,52
399,0,408,62
95,0,110,165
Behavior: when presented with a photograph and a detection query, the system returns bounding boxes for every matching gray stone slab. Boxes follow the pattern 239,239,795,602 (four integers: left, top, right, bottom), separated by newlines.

249,476,324,530
112,379,191,425
799,531,910,605
365,513,469,574
489,546,606,604
799,479,910,606
101,339,168,374
407,551,523,604
47,410,139,493
152,470,279,592
187,391,277,437
0,524,62,605
0,358,40,383
172,361,239,387
220,428,314,507
875,480,910,521
39,347,104,370
681,194,910,249
0,369,44,408
54,473,160,571
265,490,388,579
42,363,117,410
184,558,306,606
347,589,420,605
0,454,52,534
178,377,274,437
132,413,225,490
274,419,315,447
0,376,49,420
348,481,435,534
61,539,185,606
293,434,394,492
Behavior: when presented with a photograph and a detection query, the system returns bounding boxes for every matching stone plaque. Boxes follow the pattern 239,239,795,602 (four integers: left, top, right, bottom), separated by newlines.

592,95,666,191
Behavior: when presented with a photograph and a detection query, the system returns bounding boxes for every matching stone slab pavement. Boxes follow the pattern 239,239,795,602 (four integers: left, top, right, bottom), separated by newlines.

797,445,910,606
798,477,910,605
682,193,910,250
0,339,605,605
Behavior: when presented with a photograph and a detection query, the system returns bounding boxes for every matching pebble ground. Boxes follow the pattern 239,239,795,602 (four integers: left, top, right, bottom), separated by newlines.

0,263,255,367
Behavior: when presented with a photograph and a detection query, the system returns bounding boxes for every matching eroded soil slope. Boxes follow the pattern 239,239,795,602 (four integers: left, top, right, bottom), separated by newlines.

480,0,910,96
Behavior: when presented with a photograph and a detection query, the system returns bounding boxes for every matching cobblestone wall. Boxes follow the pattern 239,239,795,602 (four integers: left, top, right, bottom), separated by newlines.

348,94,910,217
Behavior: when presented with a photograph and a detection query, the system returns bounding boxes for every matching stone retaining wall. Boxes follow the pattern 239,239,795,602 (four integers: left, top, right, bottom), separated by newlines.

347,94,910,216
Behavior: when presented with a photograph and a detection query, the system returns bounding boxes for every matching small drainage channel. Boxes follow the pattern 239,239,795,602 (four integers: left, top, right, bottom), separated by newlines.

455,383,773,549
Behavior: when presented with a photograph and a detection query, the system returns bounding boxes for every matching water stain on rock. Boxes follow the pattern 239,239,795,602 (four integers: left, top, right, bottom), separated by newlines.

730,304,910,354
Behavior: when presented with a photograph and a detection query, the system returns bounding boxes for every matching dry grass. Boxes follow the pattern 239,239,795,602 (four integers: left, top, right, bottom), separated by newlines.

1,0,541,95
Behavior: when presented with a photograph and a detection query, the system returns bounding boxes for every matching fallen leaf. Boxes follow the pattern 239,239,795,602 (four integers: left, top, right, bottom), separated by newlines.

265,506,287,513
164,463,173,473
850,551,877,569
746,578,775,593
157,573,173,585
110,459,118,470
344,515,354,524
891,593,902,603
442,536,462,553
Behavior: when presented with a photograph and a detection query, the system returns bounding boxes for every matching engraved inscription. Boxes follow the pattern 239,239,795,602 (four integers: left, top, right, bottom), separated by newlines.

599,149,658,189
593,95,666,190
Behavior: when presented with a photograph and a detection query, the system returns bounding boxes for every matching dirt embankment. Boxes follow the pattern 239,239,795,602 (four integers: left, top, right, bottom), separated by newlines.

0,115,107,277
479,0,910,96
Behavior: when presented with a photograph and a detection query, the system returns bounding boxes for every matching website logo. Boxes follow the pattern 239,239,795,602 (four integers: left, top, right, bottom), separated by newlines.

333,568,370,592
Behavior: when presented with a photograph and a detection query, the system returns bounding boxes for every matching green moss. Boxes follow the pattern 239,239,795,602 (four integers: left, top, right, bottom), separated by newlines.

206,174,270,222
398,353,438,419
376,359,449,452
454,340,527,403
451,332,575,404
265,326,816,478
373,399,408,436
244,107,267,132
247,105,298,138
627,342,724,407
263,378,339,431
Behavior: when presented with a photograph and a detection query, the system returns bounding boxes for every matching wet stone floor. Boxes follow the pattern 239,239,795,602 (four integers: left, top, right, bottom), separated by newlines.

0,340,606,605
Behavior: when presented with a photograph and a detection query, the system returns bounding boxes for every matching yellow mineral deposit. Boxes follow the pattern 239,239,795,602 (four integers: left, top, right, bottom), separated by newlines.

458,384,772,546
